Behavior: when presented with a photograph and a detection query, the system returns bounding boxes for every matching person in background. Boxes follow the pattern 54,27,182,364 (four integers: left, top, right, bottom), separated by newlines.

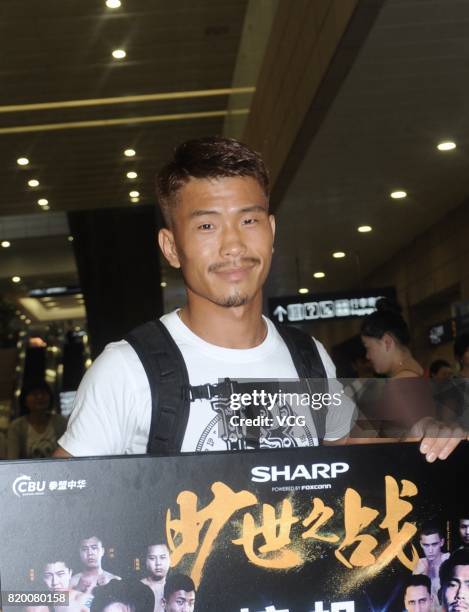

453,334,469,429
7,380,67,459
429,359,453,381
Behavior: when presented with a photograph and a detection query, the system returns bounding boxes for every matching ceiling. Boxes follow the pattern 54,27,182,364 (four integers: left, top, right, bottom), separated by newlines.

1,0,469,322
269,0,469,296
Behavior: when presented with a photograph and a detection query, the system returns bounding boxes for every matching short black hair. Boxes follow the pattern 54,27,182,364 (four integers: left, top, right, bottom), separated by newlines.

164,573,196,600
454,334,469,363
156,136,269,227
420,521,444,539
361,298,410,346
91,579,154,612
439,549,469,590
429,359,451,377
403,573,431,597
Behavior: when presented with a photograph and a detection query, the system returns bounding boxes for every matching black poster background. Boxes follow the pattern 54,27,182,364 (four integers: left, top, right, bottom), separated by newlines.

0,442,467,612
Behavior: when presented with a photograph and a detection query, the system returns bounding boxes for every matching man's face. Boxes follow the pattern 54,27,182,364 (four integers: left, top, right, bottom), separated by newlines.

165,590,195,612
404,585,432,611
159,177,275,310
79,537,104,569
420,532,444,561
460,520,469,546
43,562,72,592
442,564,469,610
146,545,170,580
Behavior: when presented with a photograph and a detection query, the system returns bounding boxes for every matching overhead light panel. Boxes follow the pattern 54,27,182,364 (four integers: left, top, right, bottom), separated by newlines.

437,141,456,151
38,198,48,206
358,225,372,233
1,240,11,248
68,236,74,242
160,281,167,288
129,190,140,198
332,251,345,259
106,0,121,7
313,272,325,279
126,171,138,179
12,276,21,283
124,148,136,157
17,157,29,166
390,190,407,199
28,179,39,188
298,287,309,294
112,49,126,60
131,197,140,204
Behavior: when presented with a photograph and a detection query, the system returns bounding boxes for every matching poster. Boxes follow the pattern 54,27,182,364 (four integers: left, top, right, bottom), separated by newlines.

0,442,467,611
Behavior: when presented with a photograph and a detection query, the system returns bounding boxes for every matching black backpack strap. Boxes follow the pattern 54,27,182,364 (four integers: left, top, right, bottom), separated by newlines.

275,324,328,440
124,320,190,455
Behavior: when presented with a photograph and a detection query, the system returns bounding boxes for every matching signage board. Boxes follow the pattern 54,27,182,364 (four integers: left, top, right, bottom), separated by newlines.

0,442,467,611
268,288,396,324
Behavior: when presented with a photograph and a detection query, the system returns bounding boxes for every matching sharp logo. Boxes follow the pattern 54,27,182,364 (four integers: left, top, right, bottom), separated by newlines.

12,474,46,497
250,462,349,483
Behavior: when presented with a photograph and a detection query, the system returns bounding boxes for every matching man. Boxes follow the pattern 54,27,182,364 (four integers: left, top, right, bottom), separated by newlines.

439,549,469,611
403,574,433,611
53,137,462,460
413,522,449,597
26,556,94,612
90,579,154,612
70,537,120,592
141,543,171,612
162,574,195,612
459,518,469,550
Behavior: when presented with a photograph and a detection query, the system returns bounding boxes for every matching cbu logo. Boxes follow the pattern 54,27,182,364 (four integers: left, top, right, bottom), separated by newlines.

12,475,46,497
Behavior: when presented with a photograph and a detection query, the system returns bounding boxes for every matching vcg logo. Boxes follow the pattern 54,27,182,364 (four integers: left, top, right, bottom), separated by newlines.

12,474,46,497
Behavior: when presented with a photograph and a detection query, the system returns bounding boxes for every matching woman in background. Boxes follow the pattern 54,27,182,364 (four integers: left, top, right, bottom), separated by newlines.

359,298,435,435
7,379,67,459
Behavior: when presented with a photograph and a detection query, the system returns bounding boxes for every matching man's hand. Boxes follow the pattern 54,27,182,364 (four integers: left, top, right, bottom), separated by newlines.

405,417,466,462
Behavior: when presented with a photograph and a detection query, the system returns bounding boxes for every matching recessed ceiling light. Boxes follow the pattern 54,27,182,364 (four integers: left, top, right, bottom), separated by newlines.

112,49,126,60
17,157,29,166
20,314,26,320
1,240,11,248
313,272,325,279
298,287,309,294
106,0,121,7
28,179,39,188
437,141,456,151
358,225,372,233
390,190,407,199
68,236,74,242
124,148,136,157
160,281,167,288
12,276,21,283
332,251,345,259
129,190,140,198
130,197,140,203
25,319,31,325
126,171,138,179
38,198,48,206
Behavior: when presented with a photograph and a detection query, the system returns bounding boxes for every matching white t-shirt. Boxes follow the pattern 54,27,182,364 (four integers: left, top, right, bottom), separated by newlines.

59,311,355,456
